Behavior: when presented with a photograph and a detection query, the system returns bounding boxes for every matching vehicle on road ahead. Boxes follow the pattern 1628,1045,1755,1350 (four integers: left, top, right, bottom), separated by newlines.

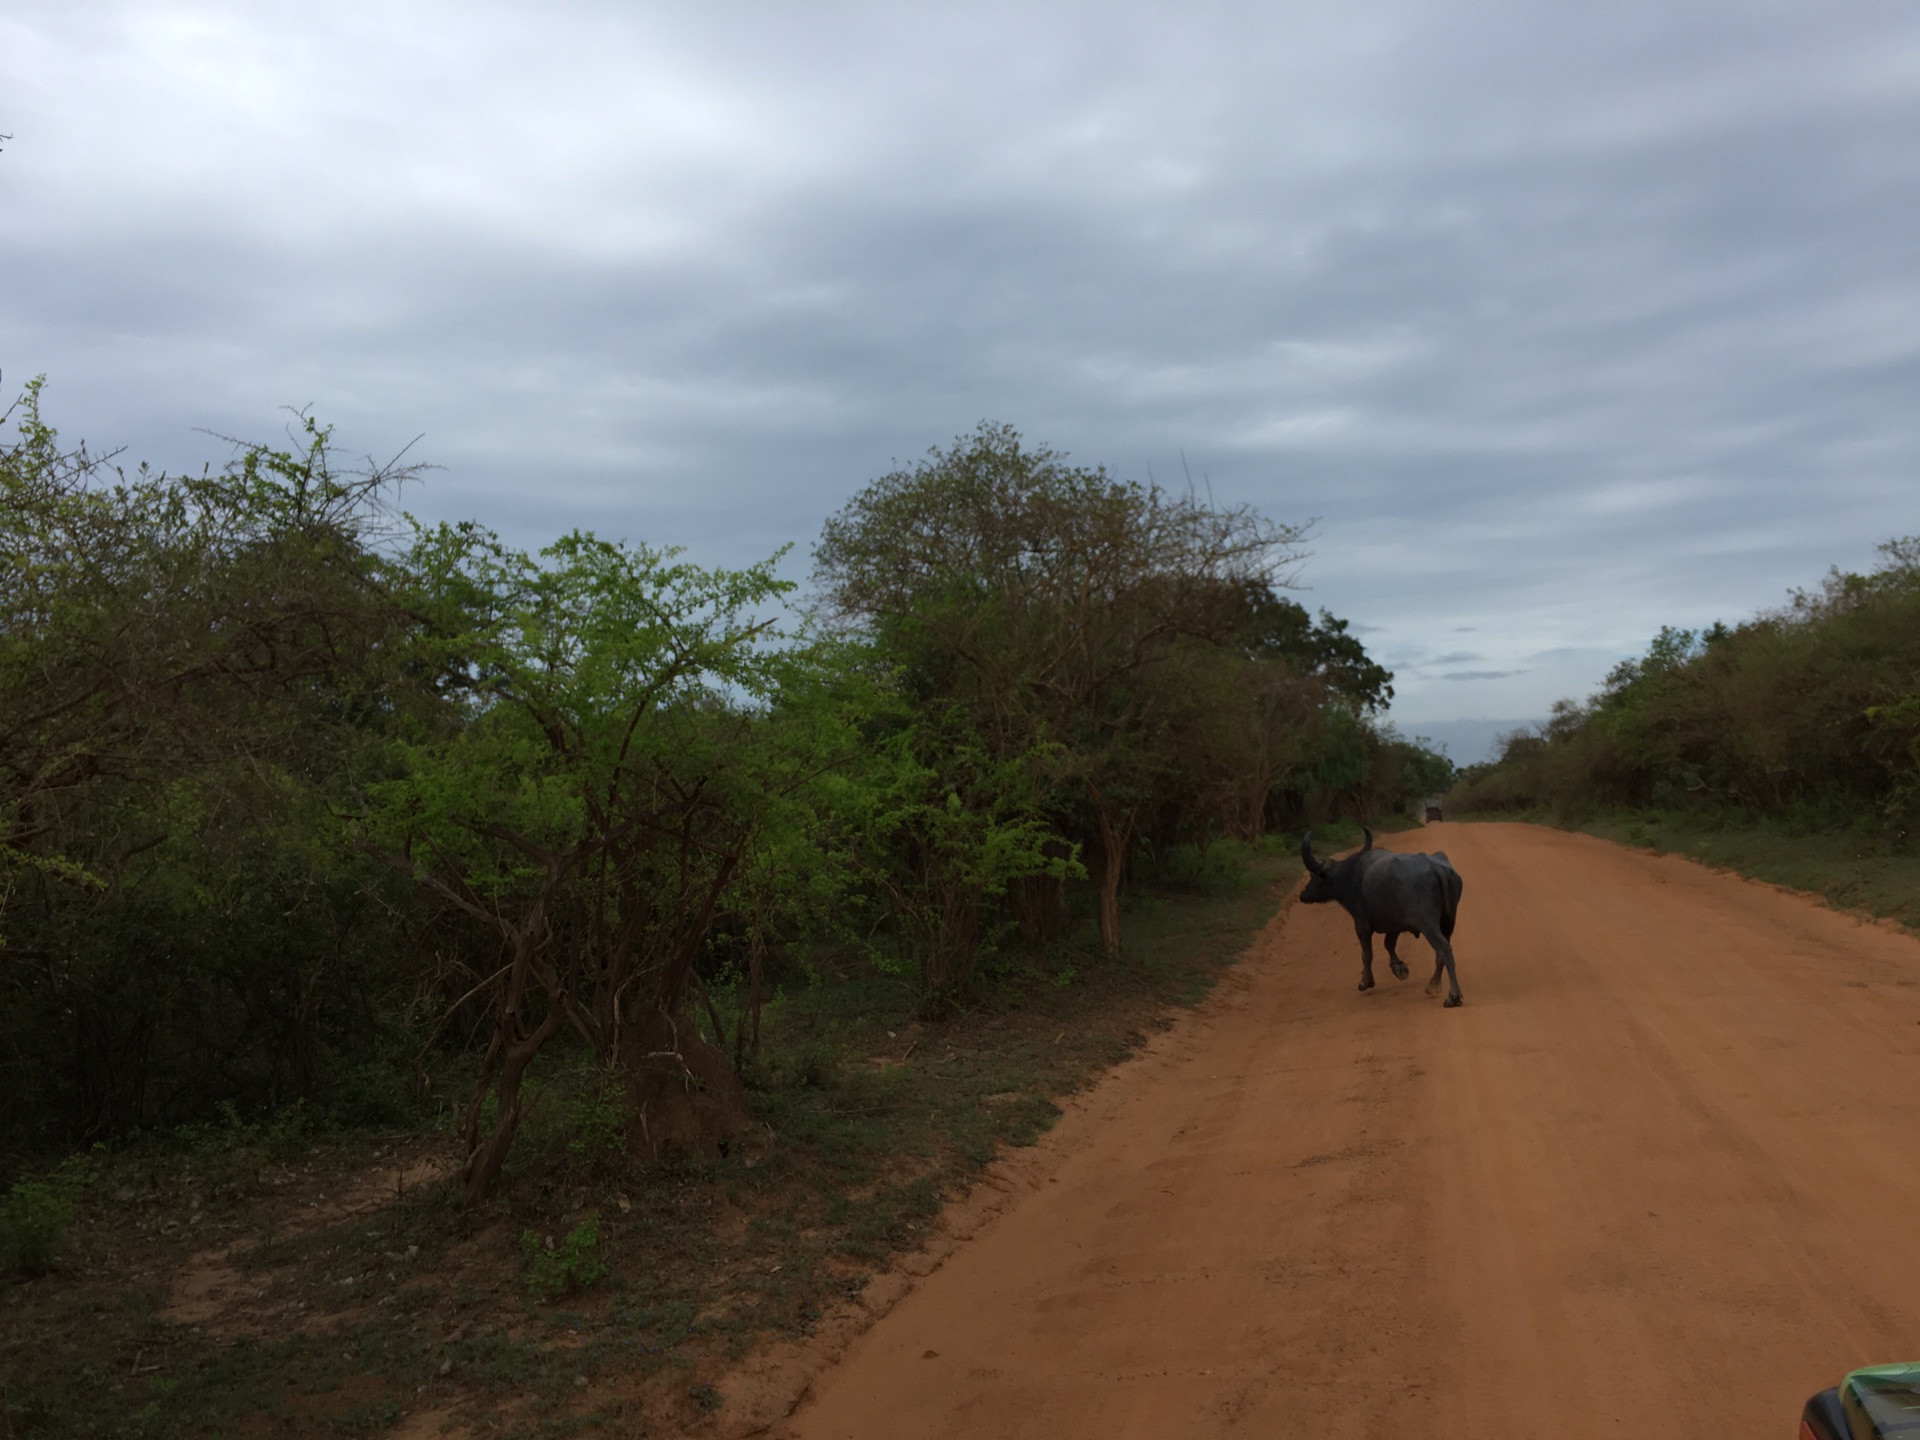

1800,1363,1920,1439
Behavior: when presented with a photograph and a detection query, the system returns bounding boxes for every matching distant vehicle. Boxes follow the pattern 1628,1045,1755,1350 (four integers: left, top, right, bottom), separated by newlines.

1424,800,1444,822
1800,1362,1920,1439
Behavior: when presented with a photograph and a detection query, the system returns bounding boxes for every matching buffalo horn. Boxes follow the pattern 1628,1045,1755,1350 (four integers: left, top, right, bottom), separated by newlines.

1300,829,1324,875
1361,826,1374,851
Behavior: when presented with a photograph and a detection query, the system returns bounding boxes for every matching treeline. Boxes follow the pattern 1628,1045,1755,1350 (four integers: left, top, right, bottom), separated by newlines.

0,389,1447,1198
1450,537,1920,826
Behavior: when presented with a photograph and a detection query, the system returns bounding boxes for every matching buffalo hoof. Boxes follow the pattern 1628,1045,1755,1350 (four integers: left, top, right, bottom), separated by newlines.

1357,976,1375,992
1389,959,1409,980
1443,993,1463,1008
1423,983,1439,997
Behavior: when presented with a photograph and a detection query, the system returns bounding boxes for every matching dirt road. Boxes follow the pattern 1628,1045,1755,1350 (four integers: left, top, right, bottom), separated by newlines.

776,822,1920,1438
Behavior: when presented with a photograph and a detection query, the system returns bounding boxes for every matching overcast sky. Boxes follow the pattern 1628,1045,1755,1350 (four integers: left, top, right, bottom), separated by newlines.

4,2,1916,760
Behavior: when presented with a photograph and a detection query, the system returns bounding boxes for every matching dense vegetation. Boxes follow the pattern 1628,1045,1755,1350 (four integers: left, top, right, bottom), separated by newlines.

1449,536,1920,833
0,387,1448,1207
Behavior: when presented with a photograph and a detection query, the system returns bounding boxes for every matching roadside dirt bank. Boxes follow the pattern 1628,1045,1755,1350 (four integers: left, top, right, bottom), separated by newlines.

756,821,1920,1439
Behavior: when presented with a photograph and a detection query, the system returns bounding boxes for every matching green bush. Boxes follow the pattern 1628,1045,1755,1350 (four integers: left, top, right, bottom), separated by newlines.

169,1100,316,1196
0,382,439,1159
1,1159,88,1275
1451,537,1920,832
1,386,1421,1201
519,1213,609,1300
559,1068,630,1180
1150,838,1254,893
745,1031,847,1095
325,1060,419,1130
504,1060,634,1185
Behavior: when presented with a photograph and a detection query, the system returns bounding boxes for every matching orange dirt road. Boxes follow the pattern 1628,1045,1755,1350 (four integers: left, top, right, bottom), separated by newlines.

777,822,1920,1439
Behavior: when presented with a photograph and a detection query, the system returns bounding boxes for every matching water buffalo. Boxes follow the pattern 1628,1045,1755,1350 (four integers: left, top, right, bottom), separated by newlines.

1299,827,1464,1006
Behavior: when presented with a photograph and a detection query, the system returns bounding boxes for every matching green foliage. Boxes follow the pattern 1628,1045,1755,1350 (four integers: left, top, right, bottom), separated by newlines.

1397,736,1457,805
366,521,877,1200
1146,838,1255,893
0,380,438,1160
0,384,1403,1209
167,1100,316,1196
1452,536,1920,834
811,421,1392,958
1275,704,1452,827
1866,694,1920,821
504,1060,634,1185
519,1214,610,1300
1,1180,74,1275
851,704,1084,1006
1240,588,1395,712
1,1157,89,1275
562,1070,629,1176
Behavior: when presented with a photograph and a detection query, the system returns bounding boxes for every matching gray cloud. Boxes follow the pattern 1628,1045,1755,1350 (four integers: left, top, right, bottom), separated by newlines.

2,0,1915,731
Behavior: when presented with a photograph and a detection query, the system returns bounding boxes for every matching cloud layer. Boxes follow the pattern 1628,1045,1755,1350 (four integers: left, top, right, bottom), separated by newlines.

4,1,1915,728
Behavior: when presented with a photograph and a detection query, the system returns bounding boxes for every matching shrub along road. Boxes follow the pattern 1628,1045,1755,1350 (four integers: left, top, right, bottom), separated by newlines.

769,822,1920,1438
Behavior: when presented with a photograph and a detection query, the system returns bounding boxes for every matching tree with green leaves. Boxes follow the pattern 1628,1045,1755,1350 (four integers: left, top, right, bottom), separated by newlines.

1451,536,1920,822
813,423,1310,957
1236,583,1394,713
853,702,1081,1010
366,525,875,1204
0,381,433,1152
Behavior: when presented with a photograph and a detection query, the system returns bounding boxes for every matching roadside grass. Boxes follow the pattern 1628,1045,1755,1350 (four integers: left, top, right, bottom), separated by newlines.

0,855,1287,1439
1453,808,1920,934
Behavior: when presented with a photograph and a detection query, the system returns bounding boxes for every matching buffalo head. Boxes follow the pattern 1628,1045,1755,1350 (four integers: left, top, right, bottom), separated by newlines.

1299,826,1374,904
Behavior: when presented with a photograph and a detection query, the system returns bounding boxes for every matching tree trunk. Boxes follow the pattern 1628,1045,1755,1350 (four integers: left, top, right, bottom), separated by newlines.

940,880,984,996
1094,804,1133,959
461,1004,562,1208
1011,870,1065,943
734,924,766,1070
1237,766,1275,843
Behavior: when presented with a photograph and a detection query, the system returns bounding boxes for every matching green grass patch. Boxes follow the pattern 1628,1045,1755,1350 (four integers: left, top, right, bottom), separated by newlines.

0,1157,90,1277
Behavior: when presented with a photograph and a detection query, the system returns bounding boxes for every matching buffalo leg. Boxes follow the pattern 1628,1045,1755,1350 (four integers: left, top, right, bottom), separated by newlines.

1384,932,1410,981
1355,925,1376,992
1420,924,1463,1006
